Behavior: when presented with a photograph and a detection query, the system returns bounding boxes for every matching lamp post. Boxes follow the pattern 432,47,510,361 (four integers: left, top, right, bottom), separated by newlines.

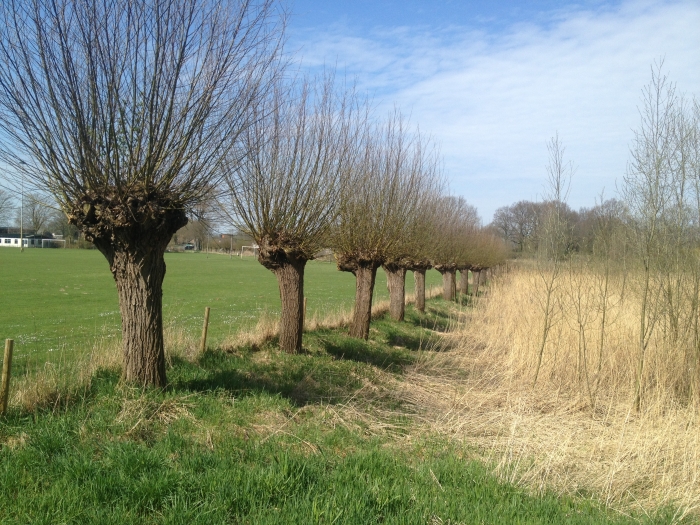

19,172,23,252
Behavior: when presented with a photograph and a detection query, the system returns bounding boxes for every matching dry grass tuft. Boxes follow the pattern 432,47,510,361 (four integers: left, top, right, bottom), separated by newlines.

221,311,280,351
397,266,700,521
116,393,196,426
9,337,122,412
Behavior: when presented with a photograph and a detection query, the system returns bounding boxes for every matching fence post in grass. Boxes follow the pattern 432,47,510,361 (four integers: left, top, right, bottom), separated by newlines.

1,339,14,415
200,307,211,353
303,297,307,330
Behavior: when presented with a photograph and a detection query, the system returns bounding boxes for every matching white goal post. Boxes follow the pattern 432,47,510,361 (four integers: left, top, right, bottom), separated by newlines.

240,244,259,257
42,239,66,248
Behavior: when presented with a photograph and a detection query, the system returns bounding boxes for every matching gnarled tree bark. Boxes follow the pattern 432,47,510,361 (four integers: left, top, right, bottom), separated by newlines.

472,268,482,297
338,255,380,339
406,261,431,313
413,269,426,312
435,265,457,301
383,261,407,321
459,268,469,296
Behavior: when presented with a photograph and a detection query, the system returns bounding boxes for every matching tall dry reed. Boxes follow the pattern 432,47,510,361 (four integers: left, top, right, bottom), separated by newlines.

400,264,700,520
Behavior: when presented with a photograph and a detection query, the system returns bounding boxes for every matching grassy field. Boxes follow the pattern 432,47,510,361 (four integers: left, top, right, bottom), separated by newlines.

0,248,442,375
0,301,673,524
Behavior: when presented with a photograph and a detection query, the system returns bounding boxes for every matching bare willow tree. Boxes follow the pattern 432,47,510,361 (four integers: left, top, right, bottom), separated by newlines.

402,186,443,313
532,133,575,386
0,0,283,387
462,230,508,298
224,76,355,352
432,196,479,301
622,62,689,410
382,135,442,321
15,194,51,233
332,112,424,339
0,188,13,226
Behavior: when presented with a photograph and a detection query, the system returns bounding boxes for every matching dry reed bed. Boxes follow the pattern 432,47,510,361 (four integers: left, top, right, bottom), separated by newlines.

398,267,700,521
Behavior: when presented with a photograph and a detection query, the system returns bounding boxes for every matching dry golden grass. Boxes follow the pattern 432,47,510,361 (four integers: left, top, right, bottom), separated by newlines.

222,284,443,350
398,264,700,521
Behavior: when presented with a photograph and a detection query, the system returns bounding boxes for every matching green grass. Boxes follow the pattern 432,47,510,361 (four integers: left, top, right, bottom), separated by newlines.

0,302,678,525
0,249,443,374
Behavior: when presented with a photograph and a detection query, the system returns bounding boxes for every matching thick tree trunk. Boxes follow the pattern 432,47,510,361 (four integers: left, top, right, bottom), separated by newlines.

350,265,378,339
473,270,482,297
414,269,426,312
383,264,406,321
459,269,469,296
273,259,306,353
67,190,188,388
112,247,168,387
440,270,456,301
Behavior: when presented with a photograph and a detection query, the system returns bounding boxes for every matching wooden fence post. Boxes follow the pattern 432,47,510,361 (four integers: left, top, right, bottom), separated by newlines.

200,307,211,353
303,297,307,330
1,339,14,415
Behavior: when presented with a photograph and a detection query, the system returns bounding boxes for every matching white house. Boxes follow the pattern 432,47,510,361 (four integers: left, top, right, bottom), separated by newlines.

0,234,44,248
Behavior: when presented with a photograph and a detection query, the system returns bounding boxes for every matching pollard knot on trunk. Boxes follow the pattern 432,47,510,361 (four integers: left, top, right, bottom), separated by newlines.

68,188,188,254
434,264,458,302
257,235,307,271
335,253,382,276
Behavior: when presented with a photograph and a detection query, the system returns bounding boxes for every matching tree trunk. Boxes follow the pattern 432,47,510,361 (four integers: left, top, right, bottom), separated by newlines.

459,269,469,296
68,191,188,388
473,270,481,297
112,247,168,387
440,270,456,301
350,265,378,339
273,258,306,353
383,264,406,321
256,238,308,354
414,269,426,312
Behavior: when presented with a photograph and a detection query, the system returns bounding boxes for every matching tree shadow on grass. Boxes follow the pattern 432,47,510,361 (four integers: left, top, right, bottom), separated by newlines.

317,334,415,372
172,348,366,407
405,305,454,333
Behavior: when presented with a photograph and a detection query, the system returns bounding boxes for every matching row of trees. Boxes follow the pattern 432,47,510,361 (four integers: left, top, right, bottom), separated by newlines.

222,80,509,351
0,0,507,388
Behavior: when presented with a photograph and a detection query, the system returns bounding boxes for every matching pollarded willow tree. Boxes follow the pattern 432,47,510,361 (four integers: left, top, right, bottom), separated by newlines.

432,196,479,301
0,0,284,387
223,76,356,353
332,112,425,339
400,186,444,313
461,229,509,297
382,134,443,321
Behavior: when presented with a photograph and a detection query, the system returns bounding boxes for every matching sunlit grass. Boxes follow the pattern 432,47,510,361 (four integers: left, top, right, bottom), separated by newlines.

0,248,442,375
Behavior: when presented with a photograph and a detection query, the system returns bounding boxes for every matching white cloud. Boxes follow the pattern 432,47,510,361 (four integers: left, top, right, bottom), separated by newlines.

290,0,700,220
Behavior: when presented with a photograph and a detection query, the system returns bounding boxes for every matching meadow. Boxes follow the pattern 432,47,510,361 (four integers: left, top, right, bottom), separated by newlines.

0,248,442,376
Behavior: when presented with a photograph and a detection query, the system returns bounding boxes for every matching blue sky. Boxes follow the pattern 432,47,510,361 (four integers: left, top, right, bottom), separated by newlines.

286,0,700,222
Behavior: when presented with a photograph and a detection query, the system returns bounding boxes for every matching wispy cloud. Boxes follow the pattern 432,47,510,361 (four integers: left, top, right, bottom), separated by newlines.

290,0,700,220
